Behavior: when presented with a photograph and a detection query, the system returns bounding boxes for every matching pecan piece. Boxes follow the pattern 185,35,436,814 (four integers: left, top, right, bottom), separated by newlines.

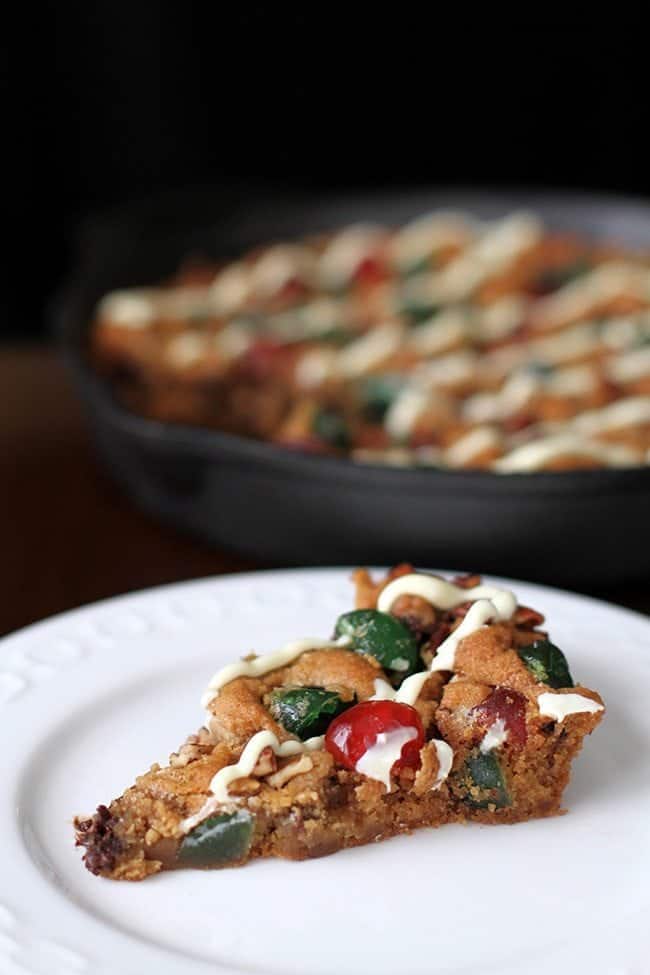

266,755,314,789
451,573,482,589
514,604,546,628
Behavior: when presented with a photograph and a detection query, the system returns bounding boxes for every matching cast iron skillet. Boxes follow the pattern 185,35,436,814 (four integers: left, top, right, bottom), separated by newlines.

56,187,650,586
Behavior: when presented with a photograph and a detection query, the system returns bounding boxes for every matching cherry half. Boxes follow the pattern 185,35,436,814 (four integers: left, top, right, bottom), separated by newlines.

472,686,528,747
325,700,425,775
351,255,389,287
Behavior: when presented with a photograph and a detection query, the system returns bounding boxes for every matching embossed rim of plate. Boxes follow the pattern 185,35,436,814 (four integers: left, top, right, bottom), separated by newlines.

1,567,649,975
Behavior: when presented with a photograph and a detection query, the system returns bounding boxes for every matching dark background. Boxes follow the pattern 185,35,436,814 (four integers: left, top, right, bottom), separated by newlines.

2,11,649,637
23,9,649,340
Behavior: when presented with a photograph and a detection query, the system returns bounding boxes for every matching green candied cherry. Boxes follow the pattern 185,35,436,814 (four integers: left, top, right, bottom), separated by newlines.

312,408,350,450
525,360,555,379
530,258,591,295
178,810,254,867
397,274,441,324
334,609,422,684
399,252,440,277
462,751,511,809
402,300,441,325
269,687,353,739
310,326,353,346
517,639,574,689
359,374,405,423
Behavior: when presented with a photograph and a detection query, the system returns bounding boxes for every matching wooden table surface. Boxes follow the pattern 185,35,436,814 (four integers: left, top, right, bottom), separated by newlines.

1,344,648,638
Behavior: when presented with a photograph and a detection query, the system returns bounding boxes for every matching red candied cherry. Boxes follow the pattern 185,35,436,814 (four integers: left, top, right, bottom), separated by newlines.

325,700,425,789
351,255,389,287
277,276,309,303
240,339,295,380
502,413,535,434
472,686,527,747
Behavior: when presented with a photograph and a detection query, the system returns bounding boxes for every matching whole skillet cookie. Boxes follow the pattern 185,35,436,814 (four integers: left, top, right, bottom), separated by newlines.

57,188,650,584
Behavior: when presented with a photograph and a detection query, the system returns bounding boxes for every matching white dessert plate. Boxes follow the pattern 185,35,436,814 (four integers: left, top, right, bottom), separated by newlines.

1,568,648,975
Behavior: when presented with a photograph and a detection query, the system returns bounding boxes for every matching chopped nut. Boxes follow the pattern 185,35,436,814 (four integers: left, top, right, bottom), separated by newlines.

169,743,201,767
169,751,189,768
252,746,278,777
321,683,356,703
144,827,161,846
169,726,216,766
266,754,313,789
413,742,441,795
295,789,319,806
354,778,384,805
228,777,261,796
396,765,416,788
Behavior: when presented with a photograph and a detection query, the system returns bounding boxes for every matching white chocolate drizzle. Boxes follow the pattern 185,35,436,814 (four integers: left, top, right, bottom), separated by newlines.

377,573,517,677
544,364,597,397
412,351,478,390
250,244,315,296
606,346,650,384
371,674,430,707
537,692,604,722
354,726,418,792
444,426,502,467
573,396,650,435
529,322,600,365
296,347,338,388
383,353,477,440
180,795,224,833
209,262,251,314
480,717,509,754
201,636,350,709
384,386,432,441
319,224,385,288
337,322,403,378
600,310,650,349
391,212,474,271
165,332,208,368
352,447,415,467
213,323,253,360
368,680,454,789
158,286,211,320
475,295,528,341
377,573,516,616
462,372,538,424
429,600,512,672
371,677,399,701
407,309,470,356
529,263,650,330
296,319,404,385
493,434,641,472
372,672,430,706
209,730,324,804
97,289,156,328
421,213,542,303
431,739,454,789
